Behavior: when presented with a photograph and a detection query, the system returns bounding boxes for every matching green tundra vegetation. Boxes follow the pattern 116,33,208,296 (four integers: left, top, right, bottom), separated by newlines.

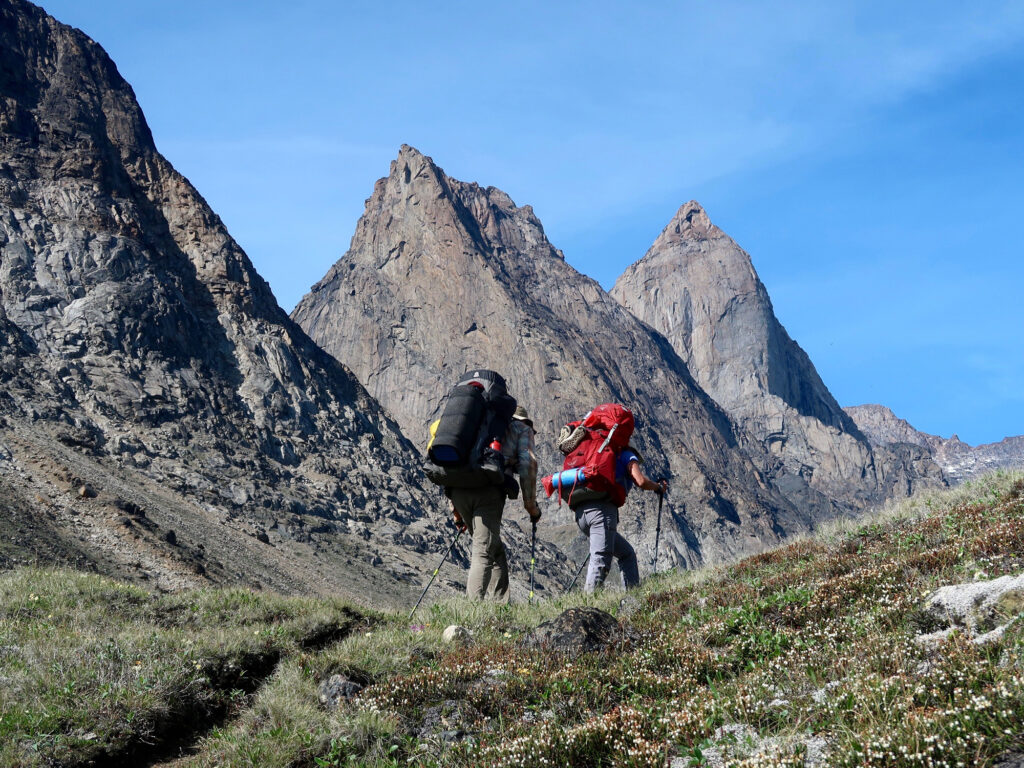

1,471,1022,768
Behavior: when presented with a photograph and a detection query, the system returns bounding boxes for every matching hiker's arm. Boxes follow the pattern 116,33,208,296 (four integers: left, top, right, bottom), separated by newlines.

628,461,667,494
519,429,539,520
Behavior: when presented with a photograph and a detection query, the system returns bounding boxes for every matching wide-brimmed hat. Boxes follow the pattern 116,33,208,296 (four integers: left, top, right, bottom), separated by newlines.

512,406,536,432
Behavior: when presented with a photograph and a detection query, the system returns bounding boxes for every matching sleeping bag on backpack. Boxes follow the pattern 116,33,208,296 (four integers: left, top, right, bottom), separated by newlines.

425,369,517,489
428,384,485,466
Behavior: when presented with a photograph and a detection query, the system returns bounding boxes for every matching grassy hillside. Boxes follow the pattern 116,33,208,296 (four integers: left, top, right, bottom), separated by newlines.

2,471,1022,767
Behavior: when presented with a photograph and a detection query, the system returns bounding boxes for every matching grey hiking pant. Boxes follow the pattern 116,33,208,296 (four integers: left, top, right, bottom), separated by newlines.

574,500,639,592
450,485,509,601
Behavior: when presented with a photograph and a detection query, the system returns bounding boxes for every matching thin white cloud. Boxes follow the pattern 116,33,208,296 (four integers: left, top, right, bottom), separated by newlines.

490,1,1024,230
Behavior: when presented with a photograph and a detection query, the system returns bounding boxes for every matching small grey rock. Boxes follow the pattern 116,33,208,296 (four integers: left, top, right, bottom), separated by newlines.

442,625,471,646
318,674,363,709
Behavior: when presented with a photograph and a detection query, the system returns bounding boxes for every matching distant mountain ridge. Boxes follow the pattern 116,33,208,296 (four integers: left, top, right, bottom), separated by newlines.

846,405,1024,484
293,145,853,570
610,200,946,508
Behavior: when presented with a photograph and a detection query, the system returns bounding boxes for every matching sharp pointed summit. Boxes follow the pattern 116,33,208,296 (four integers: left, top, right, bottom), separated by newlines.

614,200,846,429
665,200,715,235
611,201,945,508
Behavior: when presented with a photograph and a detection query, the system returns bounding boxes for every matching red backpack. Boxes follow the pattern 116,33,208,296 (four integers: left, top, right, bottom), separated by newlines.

551,404,635,508
581,404,634,451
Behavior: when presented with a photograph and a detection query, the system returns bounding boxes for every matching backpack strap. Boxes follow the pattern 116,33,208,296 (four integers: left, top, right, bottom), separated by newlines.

598,424,617,454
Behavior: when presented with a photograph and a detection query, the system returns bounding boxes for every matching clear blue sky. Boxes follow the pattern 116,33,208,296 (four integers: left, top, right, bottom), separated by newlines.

38,0,1024,446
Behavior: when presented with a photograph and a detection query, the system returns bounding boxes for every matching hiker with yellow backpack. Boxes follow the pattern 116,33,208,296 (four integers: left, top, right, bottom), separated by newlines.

424,370,539,601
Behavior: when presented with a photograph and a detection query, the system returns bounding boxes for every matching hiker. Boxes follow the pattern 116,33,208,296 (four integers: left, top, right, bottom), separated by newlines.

424,370,539,601
553,406,667,592
451,405,539,600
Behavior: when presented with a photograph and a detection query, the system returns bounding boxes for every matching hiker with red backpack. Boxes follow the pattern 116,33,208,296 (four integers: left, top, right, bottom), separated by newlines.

545,404,667,592
424,370,539,601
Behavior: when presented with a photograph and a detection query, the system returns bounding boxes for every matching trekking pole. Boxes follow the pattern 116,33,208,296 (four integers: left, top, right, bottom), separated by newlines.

528,520,537,604
563,553,590,595
652,479,666,575
409,527,462,621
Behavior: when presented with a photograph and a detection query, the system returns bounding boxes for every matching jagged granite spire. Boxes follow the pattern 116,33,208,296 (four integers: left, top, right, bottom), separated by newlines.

294,146,845,568
611,201,945,507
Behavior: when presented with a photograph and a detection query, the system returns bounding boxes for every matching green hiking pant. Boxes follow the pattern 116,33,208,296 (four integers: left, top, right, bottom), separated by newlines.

450,485,508,601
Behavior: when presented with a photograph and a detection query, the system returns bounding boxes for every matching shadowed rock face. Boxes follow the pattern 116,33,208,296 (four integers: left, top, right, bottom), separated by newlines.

0,0,488,605
293,146,845,569
611,201,945,508
847,404,1024,485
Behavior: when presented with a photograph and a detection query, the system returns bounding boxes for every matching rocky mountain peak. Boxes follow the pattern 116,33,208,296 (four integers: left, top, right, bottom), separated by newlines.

663,200,715,239
391,144,448,196
309,145,562,303
613,202,843,427
612,202,944,509
1,0,152,153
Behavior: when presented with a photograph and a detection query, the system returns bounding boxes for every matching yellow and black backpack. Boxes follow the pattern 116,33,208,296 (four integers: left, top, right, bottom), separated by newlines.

424,369,516,490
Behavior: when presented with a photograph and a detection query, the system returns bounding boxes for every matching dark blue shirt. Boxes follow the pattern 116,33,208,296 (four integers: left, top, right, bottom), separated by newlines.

616,450,640,497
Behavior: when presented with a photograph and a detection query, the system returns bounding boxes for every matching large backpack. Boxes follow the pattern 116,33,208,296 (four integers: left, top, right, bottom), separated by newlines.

424,369,517,490
547,404,635,507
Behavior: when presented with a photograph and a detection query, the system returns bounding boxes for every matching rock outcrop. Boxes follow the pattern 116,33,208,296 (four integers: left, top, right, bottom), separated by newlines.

611,201,945,509
844,404,934,448
524,607,621,656
293,146,843,569
0,0,519,605
847,404,1024,484
915,574,1024,648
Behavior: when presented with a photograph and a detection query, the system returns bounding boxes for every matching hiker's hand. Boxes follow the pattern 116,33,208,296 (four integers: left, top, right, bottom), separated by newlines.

657,479,668,495
525,499,541,523
452,510,467,532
